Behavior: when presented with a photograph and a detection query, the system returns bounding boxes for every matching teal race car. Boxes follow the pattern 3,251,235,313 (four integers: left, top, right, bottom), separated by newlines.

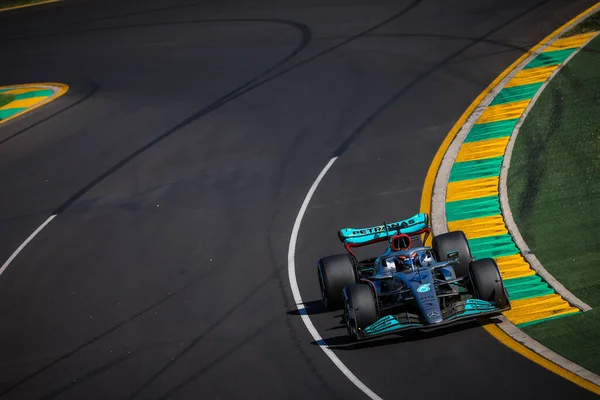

316,212,511,341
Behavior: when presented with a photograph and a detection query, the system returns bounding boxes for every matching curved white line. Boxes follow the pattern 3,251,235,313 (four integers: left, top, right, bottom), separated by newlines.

0,214,57,277
287,157,383,400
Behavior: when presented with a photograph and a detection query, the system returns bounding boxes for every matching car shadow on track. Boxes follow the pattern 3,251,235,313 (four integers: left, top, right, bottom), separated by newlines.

309,316,502,350
286,300,331,316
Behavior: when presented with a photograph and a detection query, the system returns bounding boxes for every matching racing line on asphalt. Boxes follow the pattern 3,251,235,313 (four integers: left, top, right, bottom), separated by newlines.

0,0,426,283
290,2,600,399
0,4,424,397
3,1,600,398
0,16,313,281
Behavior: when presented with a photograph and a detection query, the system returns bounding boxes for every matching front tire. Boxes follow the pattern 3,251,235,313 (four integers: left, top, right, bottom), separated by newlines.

469,258,510,309
432,230,472,277
317,254,357,310
343,284,378,340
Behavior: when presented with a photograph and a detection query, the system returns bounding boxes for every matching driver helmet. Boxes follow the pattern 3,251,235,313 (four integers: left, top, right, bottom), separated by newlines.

417,251,434,268
399,255,412,270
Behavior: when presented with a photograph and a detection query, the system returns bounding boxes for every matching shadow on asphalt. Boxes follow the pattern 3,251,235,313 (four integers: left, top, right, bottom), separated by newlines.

0,0,561,395
286,300,333,316
309,317,502,350
291,298,503,351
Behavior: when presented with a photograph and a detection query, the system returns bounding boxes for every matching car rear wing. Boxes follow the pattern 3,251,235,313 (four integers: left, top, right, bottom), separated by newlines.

338,212,430,249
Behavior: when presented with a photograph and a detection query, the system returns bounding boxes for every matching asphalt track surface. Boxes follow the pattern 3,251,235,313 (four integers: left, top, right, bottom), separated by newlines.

0,0,598,399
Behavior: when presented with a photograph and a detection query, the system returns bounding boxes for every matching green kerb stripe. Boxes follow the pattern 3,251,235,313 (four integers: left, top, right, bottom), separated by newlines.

517,311,579,328
468,234,519,259
464,119,519,143
14,90,53,100
523,48,577,69
503,275,555,300
446,196,500,222
0,88,12,94
0,108,26,120
489,82,543,106
449,157,503,182
508,286,555,301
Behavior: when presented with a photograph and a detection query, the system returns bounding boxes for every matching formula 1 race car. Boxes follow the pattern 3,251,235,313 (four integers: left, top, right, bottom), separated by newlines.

316,212,511,341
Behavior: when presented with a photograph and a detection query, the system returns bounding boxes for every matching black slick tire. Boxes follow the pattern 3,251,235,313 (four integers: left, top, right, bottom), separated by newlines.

343,283,378,340
469,258,510,309
432,230,472,277
317,254,357,310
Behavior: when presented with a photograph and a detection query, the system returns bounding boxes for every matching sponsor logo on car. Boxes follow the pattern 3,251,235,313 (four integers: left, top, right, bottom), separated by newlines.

351,220,416,236
417,283,431,293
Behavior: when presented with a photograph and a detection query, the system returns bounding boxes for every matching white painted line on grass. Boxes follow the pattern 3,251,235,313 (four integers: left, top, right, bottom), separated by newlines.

0,215,57,278
287,156,383,400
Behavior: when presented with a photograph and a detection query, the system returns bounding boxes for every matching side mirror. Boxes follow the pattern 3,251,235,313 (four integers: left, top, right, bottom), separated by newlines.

446,250,459,261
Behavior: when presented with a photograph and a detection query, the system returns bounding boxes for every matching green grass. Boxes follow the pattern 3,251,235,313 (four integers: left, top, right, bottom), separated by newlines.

507,34,600,374
0,0,52,9
0,93,15,109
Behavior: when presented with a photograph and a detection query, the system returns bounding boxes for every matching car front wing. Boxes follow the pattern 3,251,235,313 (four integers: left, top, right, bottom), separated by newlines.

357,299,510,340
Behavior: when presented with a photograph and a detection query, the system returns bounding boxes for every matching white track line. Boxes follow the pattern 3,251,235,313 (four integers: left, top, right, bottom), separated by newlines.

6,158,378,398
0,215,57,277
287,157,383,400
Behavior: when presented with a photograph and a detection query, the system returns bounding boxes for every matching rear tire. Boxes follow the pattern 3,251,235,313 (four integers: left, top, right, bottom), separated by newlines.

344,283,378,340
432,230,472,277
469,258,510,309
317,254,357,310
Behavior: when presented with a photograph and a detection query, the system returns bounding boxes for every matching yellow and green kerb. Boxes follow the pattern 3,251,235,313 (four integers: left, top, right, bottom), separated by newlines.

0,83,68,124
445,32,597,328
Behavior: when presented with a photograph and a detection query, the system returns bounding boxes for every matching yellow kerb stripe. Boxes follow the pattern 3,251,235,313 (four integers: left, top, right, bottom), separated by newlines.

455,137,510,162
476,100,531,124
420,2,600,393
0,97,48,110
447,215,508,240
1,87,45,95
503,295,580,325
446,176,499,202
495,254,536,280
544,31,598,51
505,65,558,88
508,294,568,312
